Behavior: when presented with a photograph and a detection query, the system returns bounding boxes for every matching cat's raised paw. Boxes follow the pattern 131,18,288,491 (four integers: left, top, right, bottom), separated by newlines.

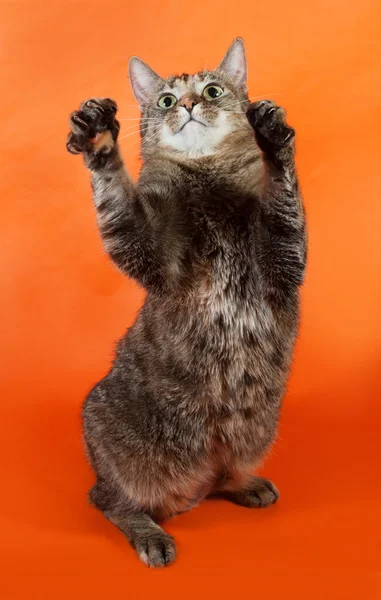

136,532,177,568
247,100,295,159
66,98,120,155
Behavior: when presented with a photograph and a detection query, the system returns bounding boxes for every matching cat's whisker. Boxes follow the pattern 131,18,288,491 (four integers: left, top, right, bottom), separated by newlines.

225,111,254,115
118,130,141,138
118,123,161,143
119,124,145,134
141,129,163,145
216,94,284,110
215,99,247,110
141,129,162,144
118,129,142,142
118,117,162,121
119,122,144,131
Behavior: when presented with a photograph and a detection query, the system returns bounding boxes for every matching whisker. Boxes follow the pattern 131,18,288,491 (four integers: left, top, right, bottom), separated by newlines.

118,127,142,136
141,126,161,138
215,94,284,110
118,117,162,121
118,123,161,143
140,129,163,145
118,129,142,142
215,99,247,110
119,123,145,131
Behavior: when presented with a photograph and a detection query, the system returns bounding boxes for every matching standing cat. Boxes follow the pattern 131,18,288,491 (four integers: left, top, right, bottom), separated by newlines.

67,38,307,568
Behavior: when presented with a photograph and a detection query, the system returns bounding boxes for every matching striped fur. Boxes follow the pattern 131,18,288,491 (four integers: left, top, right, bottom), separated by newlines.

66,40,307,568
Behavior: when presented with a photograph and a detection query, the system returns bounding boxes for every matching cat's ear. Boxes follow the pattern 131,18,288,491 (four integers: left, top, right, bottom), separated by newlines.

218,38,247,86
128,57,164,105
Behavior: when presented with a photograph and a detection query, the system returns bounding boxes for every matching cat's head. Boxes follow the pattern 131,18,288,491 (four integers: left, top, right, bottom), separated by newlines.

128,38,250,158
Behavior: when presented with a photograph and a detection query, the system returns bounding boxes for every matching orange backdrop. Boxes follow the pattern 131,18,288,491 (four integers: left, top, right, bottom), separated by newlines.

1,0,381,598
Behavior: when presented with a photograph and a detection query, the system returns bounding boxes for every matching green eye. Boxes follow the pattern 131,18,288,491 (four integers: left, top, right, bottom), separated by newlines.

158,94,177,109
203,85,224,100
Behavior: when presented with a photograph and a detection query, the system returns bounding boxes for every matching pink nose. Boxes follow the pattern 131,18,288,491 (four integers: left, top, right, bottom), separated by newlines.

180,95,199,113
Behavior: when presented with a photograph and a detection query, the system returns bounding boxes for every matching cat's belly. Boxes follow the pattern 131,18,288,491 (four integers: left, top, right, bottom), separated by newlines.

153,399,279,520
212,394,279,483
198,341,285,493
115,291,294,517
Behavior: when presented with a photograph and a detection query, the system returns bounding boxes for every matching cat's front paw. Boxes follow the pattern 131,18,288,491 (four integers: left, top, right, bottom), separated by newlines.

136,531,177,569
66,98,120,156
247,100,294,162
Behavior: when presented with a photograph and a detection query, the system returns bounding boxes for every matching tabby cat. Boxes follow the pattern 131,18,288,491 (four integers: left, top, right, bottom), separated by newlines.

67,38,307,568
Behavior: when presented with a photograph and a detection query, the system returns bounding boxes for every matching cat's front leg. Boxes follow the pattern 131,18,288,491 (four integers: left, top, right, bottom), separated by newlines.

246,100,307,293
66,99,168,293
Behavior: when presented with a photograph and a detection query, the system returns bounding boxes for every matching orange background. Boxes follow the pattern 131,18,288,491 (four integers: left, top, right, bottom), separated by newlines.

1,0,381,598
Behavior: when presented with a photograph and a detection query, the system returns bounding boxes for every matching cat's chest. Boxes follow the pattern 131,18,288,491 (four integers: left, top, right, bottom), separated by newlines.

194,238,281,397
199,276,273,343
196,240,272,336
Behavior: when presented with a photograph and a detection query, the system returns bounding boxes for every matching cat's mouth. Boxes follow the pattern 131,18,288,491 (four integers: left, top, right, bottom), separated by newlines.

177,117,207,133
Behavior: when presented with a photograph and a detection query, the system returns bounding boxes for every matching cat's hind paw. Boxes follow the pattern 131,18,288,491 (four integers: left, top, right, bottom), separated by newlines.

216,476,280,509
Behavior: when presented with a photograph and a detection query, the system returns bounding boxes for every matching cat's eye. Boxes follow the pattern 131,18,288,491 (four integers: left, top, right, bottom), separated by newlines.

158,94,177,109
203,85,224,101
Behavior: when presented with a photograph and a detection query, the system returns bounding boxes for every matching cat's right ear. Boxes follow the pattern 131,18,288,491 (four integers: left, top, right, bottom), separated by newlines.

128,57,164,106
218,38,248,86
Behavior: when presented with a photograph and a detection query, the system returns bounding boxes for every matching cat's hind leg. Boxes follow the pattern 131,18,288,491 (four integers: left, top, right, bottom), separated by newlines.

83,380,177,568
211,475,279,509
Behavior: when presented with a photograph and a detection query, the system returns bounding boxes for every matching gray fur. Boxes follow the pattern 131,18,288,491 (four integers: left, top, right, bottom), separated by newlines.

66,40,307,568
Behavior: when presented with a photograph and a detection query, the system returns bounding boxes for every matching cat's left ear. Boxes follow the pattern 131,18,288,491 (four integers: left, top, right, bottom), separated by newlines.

218,38,247,86
128,57,164,106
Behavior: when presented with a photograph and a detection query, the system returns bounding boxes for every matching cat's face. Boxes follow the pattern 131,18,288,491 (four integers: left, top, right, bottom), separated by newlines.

129,38,250,158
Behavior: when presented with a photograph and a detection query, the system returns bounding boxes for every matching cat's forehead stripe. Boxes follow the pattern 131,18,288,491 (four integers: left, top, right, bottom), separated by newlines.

166,71,210,88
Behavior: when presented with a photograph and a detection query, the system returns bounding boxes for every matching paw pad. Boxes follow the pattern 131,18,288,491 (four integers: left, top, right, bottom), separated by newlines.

66,98,119,155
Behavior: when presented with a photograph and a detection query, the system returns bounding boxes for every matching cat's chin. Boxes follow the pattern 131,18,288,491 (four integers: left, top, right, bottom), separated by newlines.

160,115,235,157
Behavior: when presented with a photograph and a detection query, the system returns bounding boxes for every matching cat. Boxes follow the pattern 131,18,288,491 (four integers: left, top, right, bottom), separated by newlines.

66,38,307,568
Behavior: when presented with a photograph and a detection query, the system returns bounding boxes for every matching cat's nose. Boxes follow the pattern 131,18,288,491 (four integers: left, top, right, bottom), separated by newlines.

180,95,199,113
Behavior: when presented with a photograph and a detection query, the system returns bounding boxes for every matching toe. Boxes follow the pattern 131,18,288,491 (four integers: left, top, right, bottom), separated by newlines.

246,477,280,508
137,533,176,568
66,133,83,155
69,110,91,134
247,100,276,125
81,98,117,119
